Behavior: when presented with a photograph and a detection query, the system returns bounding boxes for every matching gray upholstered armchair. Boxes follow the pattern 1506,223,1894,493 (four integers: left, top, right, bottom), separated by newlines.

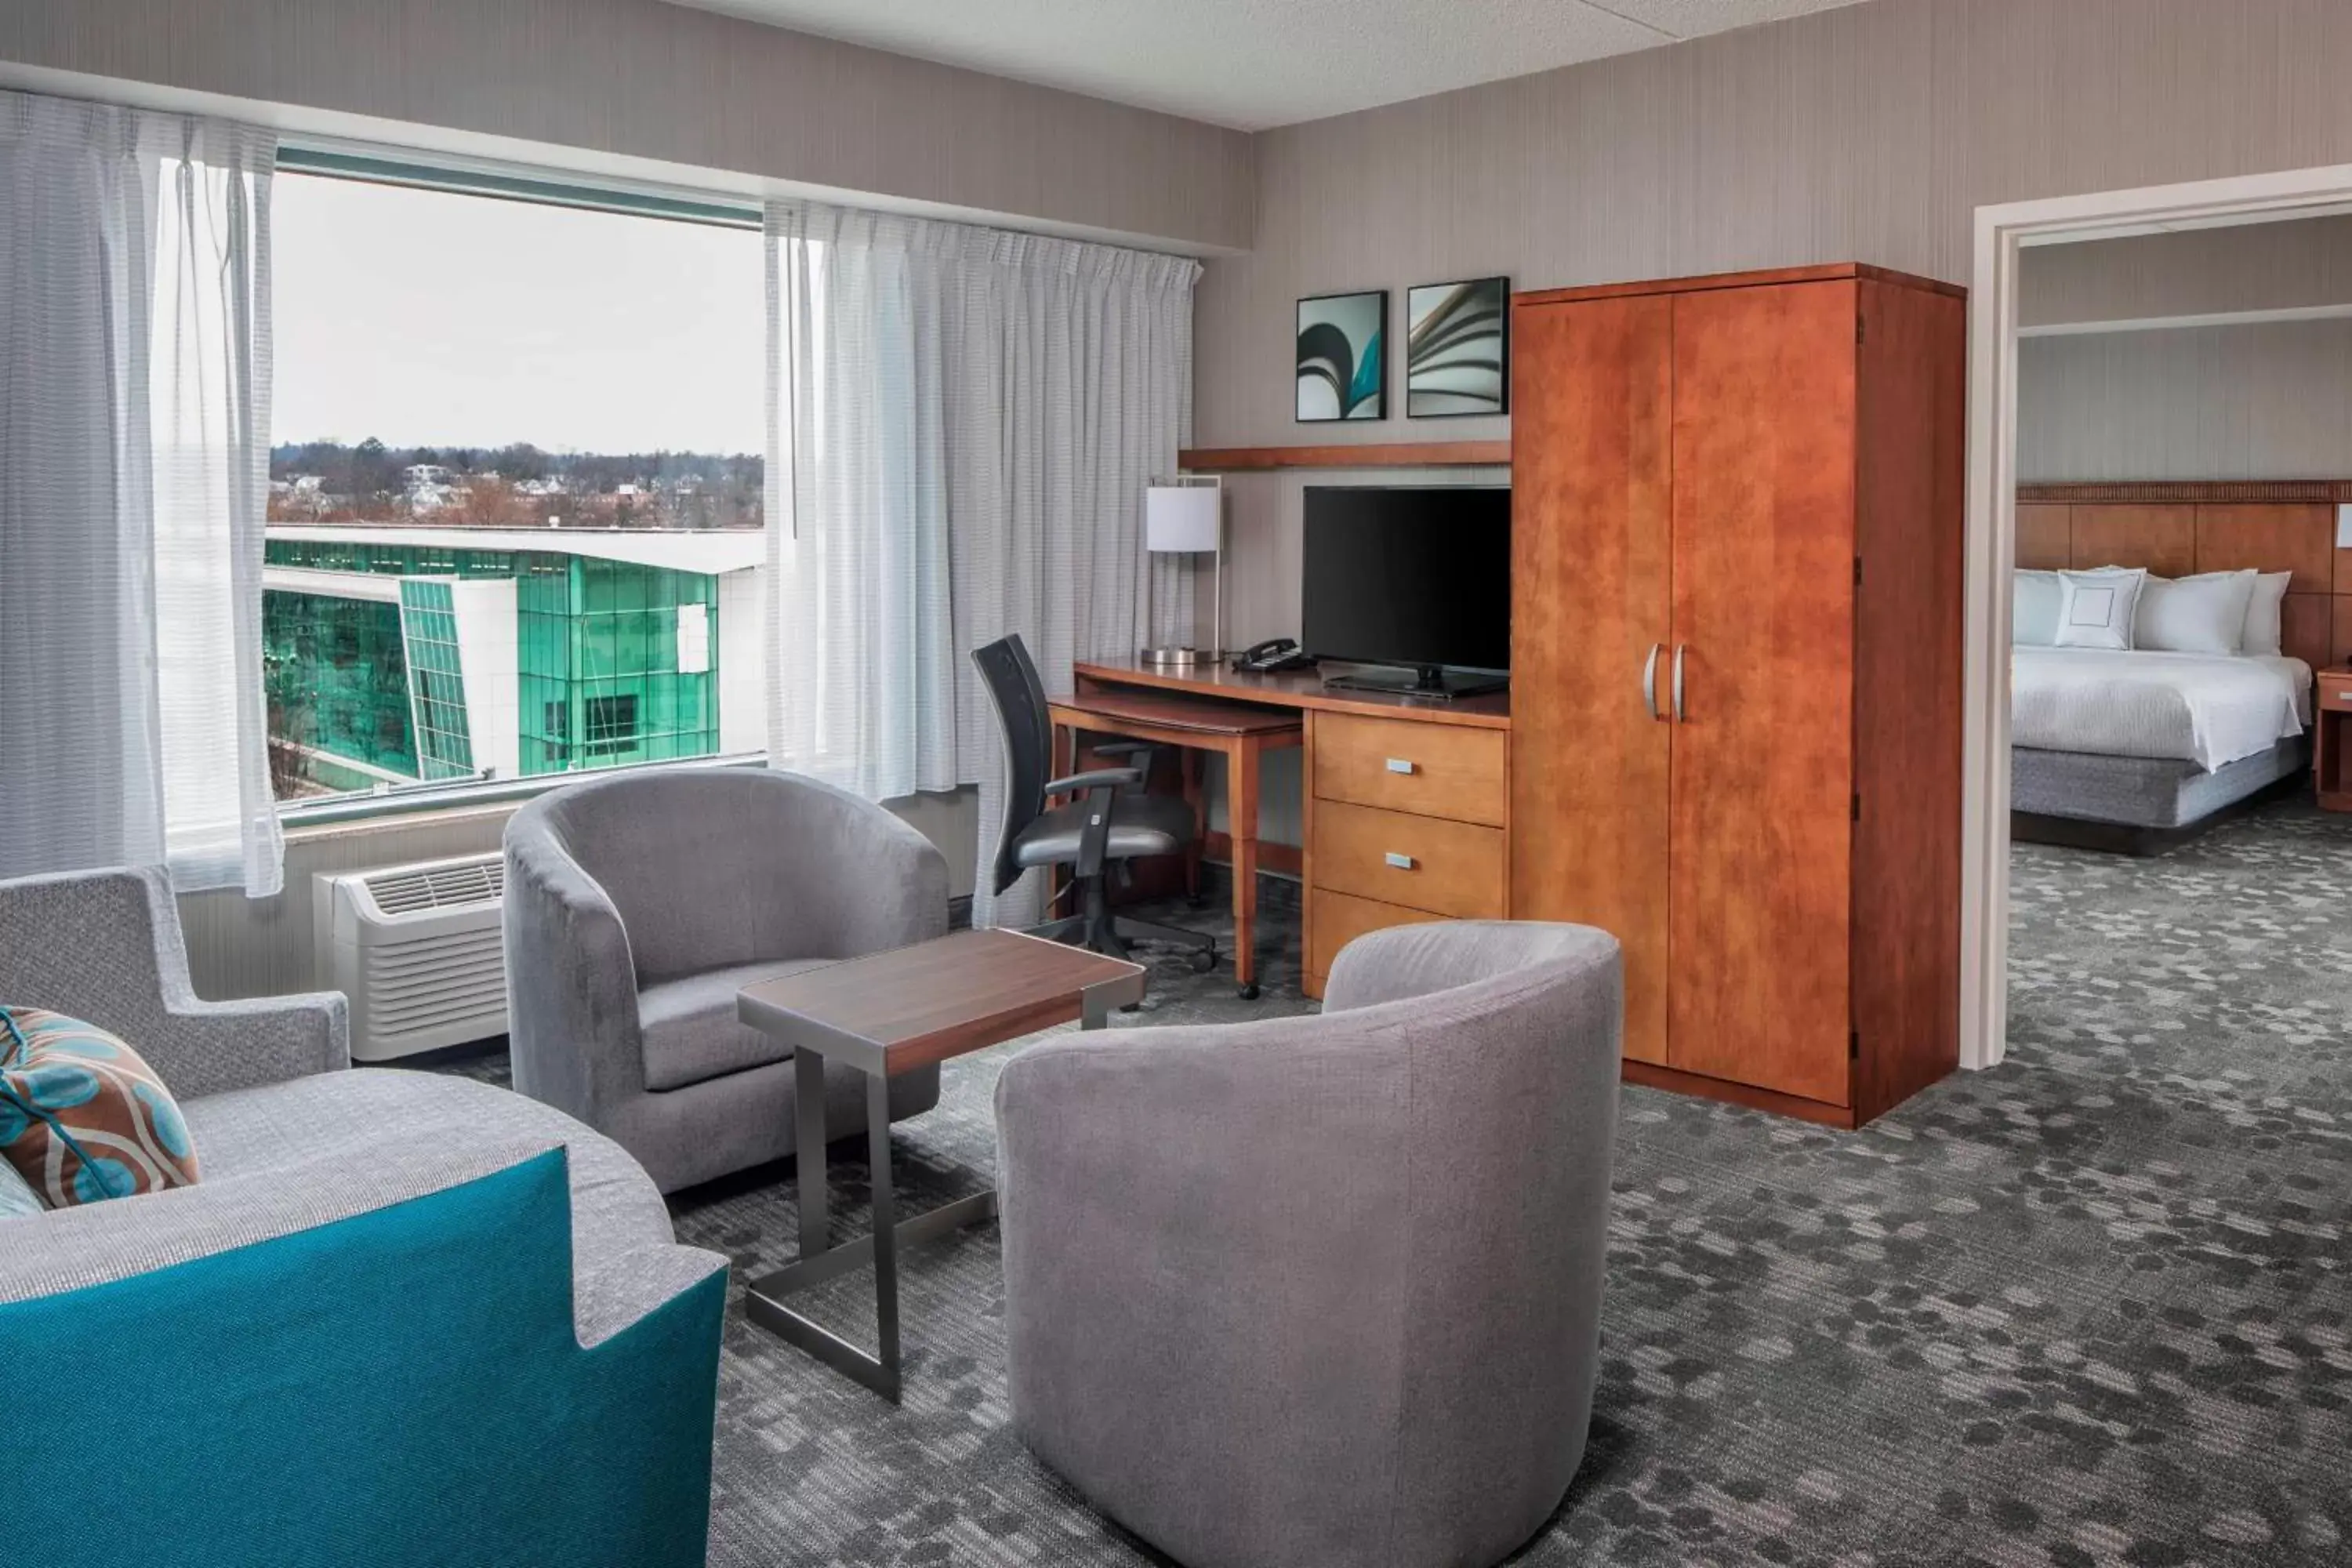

503,767,952,1194
993,920,1624,1568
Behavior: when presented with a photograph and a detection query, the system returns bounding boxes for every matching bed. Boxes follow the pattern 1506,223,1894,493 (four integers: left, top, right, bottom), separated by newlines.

2009,485,2344,850
2011,646,2311,842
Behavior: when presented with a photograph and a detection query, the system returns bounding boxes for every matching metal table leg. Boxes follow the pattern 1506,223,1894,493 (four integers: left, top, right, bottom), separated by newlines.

742,978,1124,1399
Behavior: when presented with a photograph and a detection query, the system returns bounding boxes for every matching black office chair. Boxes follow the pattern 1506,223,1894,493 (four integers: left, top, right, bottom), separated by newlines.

972,633,1221,980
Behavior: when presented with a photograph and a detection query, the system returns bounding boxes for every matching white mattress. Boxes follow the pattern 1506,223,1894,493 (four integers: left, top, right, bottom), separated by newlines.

2011,648,2312,773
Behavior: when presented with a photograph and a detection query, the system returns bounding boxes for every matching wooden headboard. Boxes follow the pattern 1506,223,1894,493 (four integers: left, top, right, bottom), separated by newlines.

2016,481,2350,670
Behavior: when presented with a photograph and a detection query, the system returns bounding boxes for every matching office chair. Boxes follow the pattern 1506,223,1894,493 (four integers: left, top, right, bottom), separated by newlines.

972,633,1220,979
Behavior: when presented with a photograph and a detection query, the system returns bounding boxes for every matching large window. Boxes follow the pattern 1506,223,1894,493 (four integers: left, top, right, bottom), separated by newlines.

264,167,764,805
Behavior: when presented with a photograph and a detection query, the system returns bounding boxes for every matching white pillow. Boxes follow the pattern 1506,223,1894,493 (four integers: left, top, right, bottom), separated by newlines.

2240,570,2292,657
2013,571,2062,646
2053,568,2147,651
2134,569,2257,655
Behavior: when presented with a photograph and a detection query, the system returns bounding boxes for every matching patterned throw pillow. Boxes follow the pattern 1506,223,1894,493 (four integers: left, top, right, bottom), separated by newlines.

0,1007,201,1207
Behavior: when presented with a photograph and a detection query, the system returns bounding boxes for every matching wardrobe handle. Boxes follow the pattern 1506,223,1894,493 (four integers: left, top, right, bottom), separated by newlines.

1671,645,1687,723
1642,644,1663,721
1384,851,1417,871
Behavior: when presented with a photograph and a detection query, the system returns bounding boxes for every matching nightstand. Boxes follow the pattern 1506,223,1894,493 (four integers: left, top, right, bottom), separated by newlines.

2318,669,2352,812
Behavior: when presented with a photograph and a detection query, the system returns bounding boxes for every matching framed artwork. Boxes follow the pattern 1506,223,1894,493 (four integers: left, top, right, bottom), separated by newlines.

1406,277,1510,417
1296,289,1388,422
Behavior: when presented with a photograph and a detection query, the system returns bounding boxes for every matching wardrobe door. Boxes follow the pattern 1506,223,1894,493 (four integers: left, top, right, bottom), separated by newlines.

1509,294,1675,1065
1664,281,1857,1105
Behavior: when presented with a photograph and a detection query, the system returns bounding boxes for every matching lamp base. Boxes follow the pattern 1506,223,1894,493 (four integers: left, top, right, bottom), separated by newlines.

1139,645,1216,667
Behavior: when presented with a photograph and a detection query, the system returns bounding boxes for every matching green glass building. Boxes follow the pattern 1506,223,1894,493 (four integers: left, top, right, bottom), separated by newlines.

262,528,764,800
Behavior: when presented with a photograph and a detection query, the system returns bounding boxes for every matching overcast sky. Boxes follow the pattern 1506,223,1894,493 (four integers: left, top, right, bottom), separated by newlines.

271,173,765,455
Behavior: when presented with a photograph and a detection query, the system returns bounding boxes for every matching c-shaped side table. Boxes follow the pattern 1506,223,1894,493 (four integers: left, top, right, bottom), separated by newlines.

736,927,1145,1401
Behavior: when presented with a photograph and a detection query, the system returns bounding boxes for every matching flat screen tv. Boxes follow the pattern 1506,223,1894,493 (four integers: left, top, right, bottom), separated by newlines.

1301,485,1510,695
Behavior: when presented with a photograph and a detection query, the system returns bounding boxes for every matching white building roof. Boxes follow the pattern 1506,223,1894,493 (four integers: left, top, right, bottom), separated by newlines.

267,524,766,575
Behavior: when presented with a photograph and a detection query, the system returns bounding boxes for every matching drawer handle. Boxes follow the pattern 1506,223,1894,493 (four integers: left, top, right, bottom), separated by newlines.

1385,757,1417,775
1384,851,1417,870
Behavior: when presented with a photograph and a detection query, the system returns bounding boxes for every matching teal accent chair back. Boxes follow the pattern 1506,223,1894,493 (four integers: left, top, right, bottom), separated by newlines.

0,1149,724,1568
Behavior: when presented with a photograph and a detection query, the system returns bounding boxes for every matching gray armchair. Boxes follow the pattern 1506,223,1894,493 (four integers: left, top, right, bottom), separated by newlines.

993,920,1624,1568
503,767,952,1194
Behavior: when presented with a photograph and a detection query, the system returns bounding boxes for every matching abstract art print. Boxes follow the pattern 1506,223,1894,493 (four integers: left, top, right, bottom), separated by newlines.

1296,290,1387,422
1406,277,1509,417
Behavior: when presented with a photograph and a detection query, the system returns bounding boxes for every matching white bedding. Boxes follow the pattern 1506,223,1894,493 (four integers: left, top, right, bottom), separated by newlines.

2011,648,2312,772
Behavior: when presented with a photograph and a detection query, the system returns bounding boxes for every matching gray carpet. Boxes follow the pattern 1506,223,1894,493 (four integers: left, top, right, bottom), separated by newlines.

446,800,2352,1566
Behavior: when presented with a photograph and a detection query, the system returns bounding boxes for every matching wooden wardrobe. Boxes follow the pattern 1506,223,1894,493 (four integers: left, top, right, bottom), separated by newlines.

1509,264,1965,1128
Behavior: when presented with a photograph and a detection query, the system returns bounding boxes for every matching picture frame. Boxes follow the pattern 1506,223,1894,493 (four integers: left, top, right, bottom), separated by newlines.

1295,289,1388,423
1405,277,1510,418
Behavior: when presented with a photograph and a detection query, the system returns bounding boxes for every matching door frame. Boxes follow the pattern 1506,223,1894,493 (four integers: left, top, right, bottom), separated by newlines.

1959,162,2352,1072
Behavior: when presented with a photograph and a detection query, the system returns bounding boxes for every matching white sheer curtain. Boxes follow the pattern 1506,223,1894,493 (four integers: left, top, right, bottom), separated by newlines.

765,202,1200,924
0,91,281,895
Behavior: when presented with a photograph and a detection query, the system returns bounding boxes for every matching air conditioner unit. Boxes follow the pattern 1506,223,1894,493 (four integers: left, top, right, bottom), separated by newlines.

314,853,509,1062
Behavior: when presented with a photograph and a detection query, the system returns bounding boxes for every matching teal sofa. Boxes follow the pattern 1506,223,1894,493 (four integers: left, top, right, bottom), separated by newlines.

0,867,729,1568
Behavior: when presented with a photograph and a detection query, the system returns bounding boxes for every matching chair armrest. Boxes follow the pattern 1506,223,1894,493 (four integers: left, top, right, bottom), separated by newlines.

502,824,647,1123
572,1240,730,1350
144,992,351,1097
0,867,350,1098
1043,767,1144,797
1322,920,1621,1014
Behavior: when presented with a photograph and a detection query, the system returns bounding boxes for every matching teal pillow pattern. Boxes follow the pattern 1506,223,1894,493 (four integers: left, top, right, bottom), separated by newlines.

0,1007,201,1207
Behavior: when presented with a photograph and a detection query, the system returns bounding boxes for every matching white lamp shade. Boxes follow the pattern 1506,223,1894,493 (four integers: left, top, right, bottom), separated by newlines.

1145,485,1221,554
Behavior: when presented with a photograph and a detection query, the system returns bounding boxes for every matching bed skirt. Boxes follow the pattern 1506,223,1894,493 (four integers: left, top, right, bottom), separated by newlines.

2012,737,2309,833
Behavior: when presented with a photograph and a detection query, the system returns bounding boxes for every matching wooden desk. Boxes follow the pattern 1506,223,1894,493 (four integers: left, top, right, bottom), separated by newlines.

2318,668,2352,811
1048,684,1304,997
1069,659,1512,1000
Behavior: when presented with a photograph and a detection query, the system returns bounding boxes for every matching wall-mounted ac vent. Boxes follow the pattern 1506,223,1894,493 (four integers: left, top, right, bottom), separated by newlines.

314,852,509,1063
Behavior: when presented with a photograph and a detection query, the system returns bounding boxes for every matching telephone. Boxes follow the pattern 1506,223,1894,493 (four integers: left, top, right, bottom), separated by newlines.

1232,637,1316,674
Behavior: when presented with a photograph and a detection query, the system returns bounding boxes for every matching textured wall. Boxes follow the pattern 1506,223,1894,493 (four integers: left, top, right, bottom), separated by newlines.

0,0,1254,250
2017,321,2352,482
1196,0,2352,448
2020,215,2352,330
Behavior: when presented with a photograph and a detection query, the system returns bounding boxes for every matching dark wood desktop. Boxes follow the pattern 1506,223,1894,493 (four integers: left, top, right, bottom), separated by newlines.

1058,658,1512,999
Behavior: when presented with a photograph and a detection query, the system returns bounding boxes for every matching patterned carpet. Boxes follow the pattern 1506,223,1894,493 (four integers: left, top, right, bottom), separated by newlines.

448,800,2352,1566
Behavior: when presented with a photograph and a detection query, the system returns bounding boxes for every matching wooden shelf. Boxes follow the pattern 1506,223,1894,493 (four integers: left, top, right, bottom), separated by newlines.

1178,440,1512,472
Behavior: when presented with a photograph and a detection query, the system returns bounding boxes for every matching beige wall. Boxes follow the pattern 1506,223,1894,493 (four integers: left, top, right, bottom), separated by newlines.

2020,215,2352,331
1196,0,2352,452
0,0,1254,252
2017,216,2352,481
180,786,979,1002
2016,320,2352,481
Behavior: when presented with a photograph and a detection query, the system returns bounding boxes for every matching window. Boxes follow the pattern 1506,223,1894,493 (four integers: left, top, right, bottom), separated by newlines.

264,164,764,808
584,695,639,756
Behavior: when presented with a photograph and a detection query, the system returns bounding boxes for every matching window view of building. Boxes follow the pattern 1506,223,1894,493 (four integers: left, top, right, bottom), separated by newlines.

265,172,764,801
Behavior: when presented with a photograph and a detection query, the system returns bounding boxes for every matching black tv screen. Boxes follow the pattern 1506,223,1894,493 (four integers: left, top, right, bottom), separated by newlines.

1301,486,1511,673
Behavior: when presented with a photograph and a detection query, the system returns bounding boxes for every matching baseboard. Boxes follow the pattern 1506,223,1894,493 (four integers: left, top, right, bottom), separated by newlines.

1621,1060,1859,1129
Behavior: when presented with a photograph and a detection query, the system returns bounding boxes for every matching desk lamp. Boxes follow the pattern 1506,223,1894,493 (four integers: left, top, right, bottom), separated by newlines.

1141,479,1225,667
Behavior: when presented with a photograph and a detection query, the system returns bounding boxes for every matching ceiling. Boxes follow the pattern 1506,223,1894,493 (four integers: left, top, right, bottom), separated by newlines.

665,0,1882,131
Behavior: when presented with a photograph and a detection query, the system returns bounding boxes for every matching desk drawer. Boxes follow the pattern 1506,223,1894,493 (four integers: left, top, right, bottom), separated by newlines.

1312,713,1507,825
1308,888,1443,988
1312,800,1504,919
2321,677,2352,714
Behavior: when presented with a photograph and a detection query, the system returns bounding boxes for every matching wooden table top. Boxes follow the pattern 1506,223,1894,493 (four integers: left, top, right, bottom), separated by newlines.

1050,685,1305,737
1074,657,1512,731
736,930,1146,1076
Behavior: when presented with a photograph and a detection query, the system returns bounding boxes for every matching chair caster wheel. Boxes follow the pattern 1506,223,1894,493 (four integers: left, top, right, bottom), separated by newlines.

1237,983,1260,1001
1192,948,1218,973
